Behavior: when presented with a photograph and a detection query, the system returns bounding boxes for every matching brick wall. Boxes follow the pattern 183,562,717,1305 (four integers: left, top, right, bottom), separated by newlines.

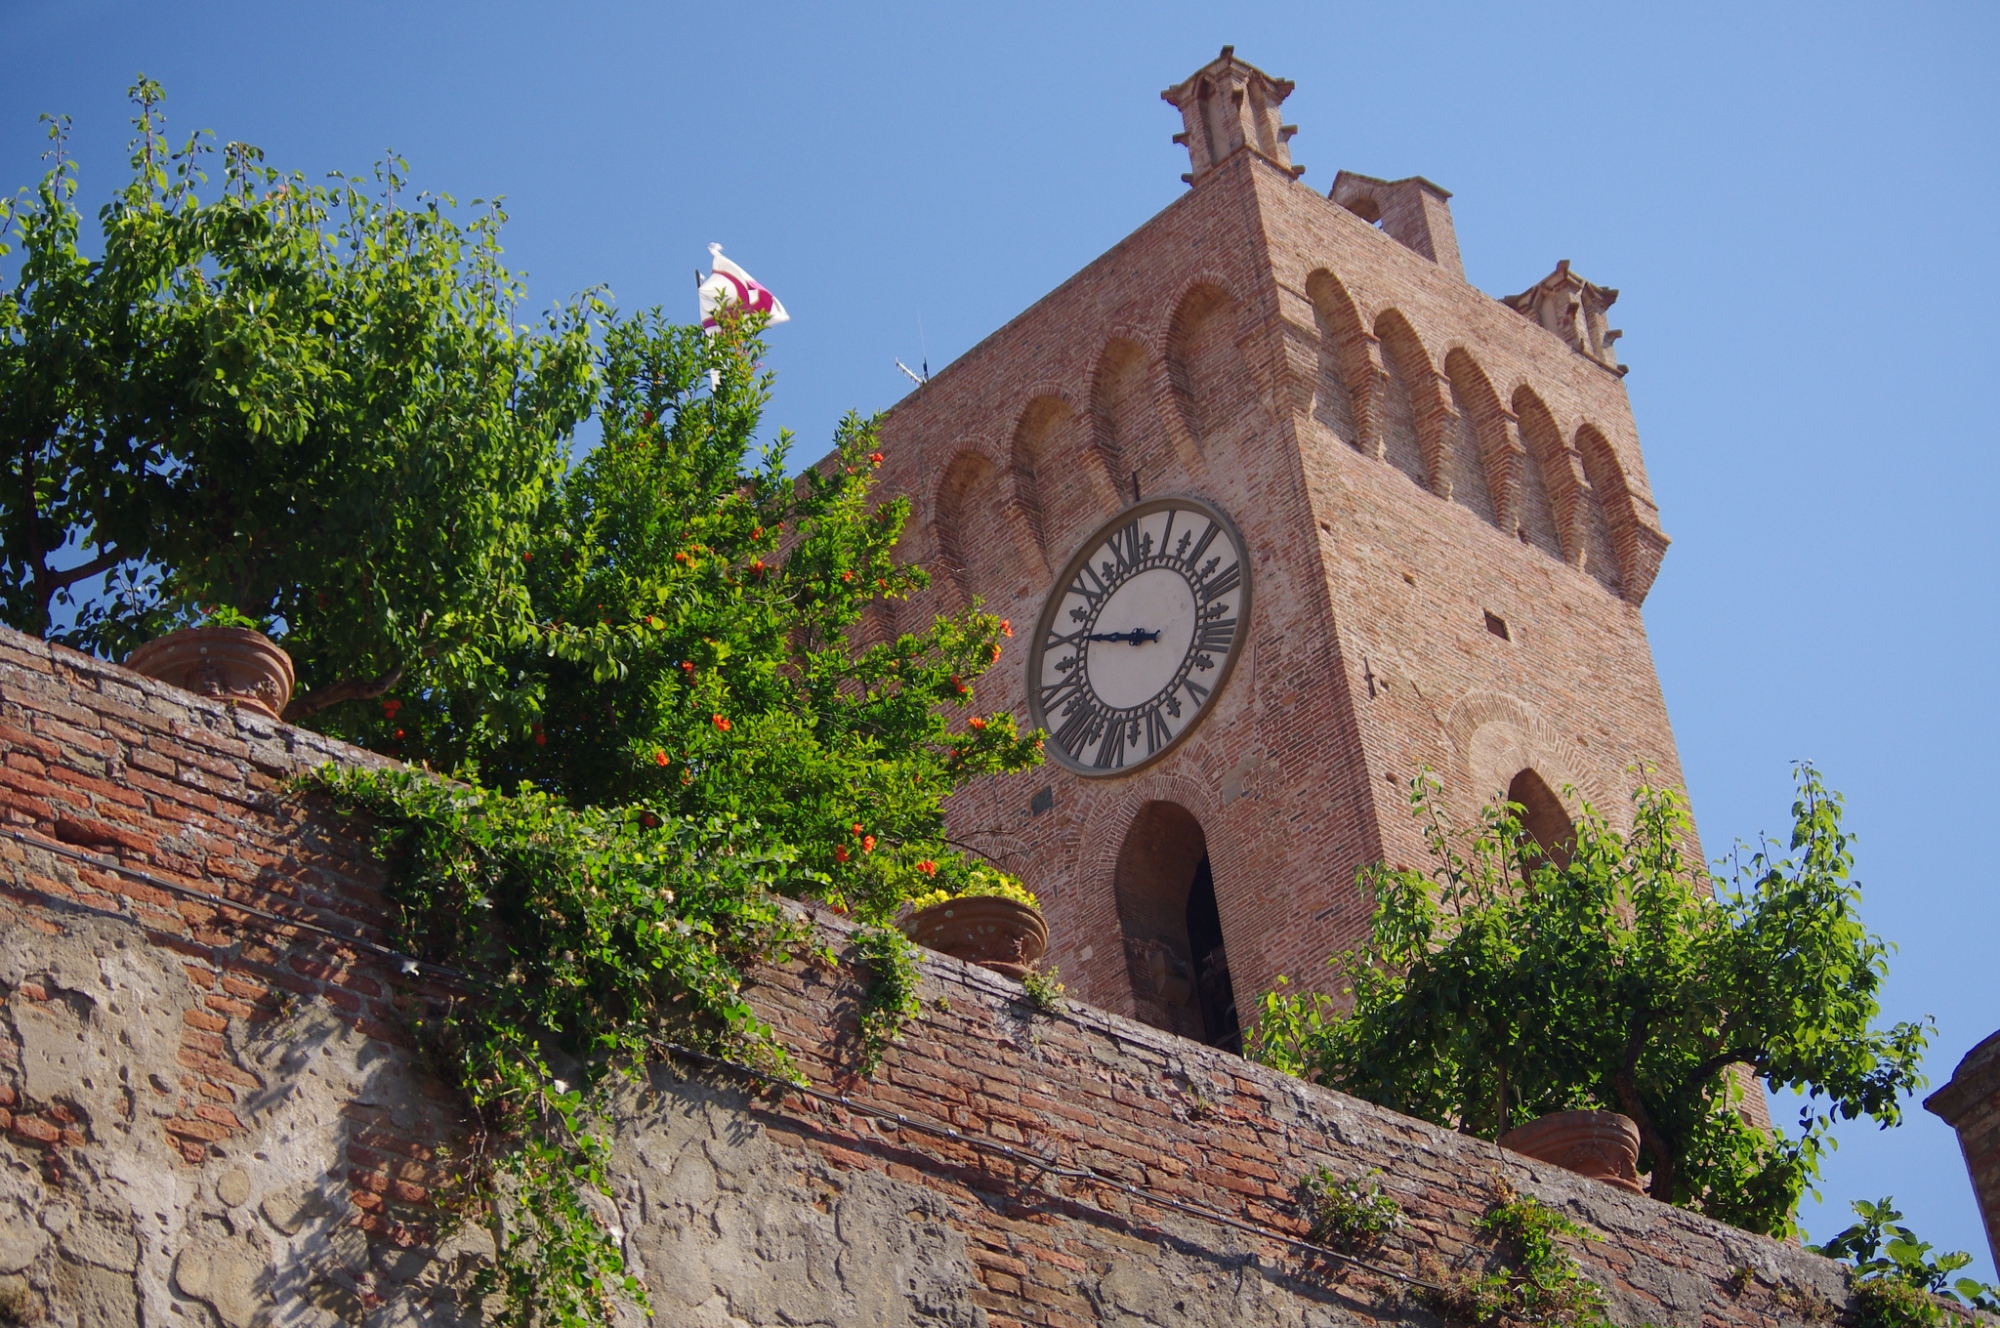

0,627,1860,1325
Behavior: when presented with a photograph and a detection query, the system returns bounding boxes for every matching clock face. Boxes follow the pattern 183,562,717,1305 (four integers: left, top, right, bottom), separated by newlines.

1027,496,1250,776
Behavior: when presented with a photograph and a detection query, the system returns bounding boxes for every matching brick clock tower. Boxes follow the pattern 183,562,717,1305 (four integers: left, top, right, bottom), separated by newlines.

864,48,1691,1051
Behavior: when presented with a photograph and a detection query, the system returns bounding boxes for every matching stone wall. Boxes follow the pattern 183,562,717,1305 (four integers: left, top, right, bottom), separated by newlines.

0,626,1861,1325
0,627,475,1325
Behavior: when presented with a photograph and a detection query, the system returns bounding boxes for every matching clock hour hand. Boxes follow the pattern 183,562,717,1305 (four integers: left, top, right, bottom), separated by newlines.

1085,628,1162,646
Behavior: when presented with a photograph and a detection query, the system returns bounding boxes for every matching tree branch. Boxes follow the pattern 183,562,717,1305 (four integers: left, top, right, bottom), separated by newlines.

1611,1026,1679,1202
22,443,48,628
43,547,123,593
1686,1049,1766,1095
282,664,404,722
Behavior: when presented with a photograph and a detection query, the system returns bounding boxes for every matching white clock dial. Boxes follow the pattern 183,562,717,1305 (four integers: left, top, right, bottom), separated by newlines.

1027,497,1250,776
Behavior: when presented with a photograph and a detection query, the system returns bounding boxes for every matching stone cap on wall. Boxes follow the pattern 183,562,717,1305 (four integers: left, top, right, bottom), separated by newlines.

1928,1029,2000,1128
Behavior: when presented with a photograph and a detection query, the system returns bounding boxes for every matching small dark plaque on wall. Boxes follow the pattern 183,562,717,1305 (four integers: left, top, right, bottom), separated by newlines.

1030,786,1054,816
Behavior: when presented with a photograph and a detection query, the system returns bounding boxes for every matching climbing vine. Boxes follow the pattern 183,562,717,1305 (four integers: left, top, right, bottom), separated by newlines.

1420,1179,1626,1328
308,765,818,1326
1299,1165,1404,1252
853,925,923,1076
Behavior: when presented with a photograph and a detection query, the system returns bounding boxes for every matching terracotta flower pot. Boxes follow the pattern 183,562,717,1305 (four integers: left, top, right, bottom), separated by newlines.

898,896,1048,980
125,626,295,721
1498,1110,1645,1194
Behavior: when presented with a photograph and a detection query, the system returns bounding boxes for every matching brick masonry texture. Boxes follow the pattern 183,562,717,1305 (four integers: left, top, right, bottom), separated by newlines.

0,626,1864,1324
1927,1031,2000,1265
853,64,1695,1042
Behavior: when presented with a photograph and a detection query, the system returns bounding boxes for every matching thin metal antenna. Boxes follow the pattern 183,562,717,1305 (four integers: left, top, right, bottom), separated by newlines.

895,359,928,387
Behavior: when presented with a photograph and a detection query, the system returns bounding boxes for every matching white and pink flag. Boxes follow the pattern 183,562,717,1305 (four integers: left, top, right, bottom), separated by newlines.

698,244,789,332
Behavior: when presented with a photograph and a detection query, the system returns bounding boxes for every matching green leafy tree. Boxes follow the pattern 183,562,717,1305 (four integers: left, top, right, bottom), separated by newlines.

0,81,598,715
1813,1197,2000,1325
10,79,1041,1328
334,310,1041,917
1250,765,1928,1237
308,316,1043,1325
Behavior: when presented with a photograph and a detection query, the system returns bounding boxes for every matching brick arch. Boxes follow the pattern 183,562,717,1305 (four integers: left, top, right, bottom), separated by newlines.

1570,424,1625,596
1156,271,1240,355
1014,388,1119,562
932,446,1038,607
1508,386,1574,563
1010,381,1083,431
1303,269,1375,453
1508,768,1577,869
1070,771,1240,1050
1007,396,1062,560
1442,688,1609,825
1094,331,1200,498
1577,423,1652,598
1090,336,1148,491
1163,279,1254,455
1440,347,1506,530
1111,800,1212,1041
1073,770,1223,918
1573,423,1669,605
1370,309,1442,493
1437,339,1509,422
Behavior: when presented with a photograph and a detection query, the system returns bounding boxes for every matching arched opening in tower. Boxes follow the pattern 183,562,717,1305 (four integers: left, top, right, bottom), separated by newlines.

1112,802,1240,1052
1184,855,1242,1054
1507,768,1576,870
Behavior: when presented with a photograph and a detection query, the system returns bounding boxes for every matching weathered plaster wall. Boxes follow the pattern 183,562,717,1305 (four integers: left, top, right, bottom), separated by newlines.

0,626,1863,1326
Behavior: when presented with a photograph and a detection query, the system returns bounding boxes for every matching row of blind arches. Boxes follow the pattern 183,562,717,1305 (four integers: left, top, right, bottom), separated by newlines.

1307,269,1637,598
929,282,1266,605
929,275,1652,607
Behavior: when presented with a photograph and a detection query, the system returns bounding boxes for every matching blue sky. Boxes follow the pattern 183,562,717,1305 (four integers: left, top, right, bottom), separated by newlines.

6,0,1996,1271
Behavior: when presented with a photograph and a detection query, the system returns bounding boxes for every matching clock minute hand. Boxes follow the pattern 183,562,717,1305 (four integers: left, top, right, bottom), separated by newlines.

1085,628,1162,646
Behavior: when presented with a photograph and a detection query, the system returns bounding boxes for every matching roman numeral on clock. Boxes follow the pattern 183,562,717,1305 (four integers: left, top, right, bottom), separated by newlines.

1093,721,1127,769
1198,562,1242,603
1039,673,1090,715
1196,618,1238,653
1182,520,1221,571
1052,695,1105,758
1066,563,1111,611
1113,519,1143,571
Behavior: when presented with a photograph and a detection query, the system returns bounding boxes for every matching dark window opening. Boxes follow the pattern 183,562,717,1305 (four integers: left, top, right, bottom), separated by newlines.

1113,802,1239,1052
1184,856,1241,1055
1508,768,1575,870
1484,610,1510,640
